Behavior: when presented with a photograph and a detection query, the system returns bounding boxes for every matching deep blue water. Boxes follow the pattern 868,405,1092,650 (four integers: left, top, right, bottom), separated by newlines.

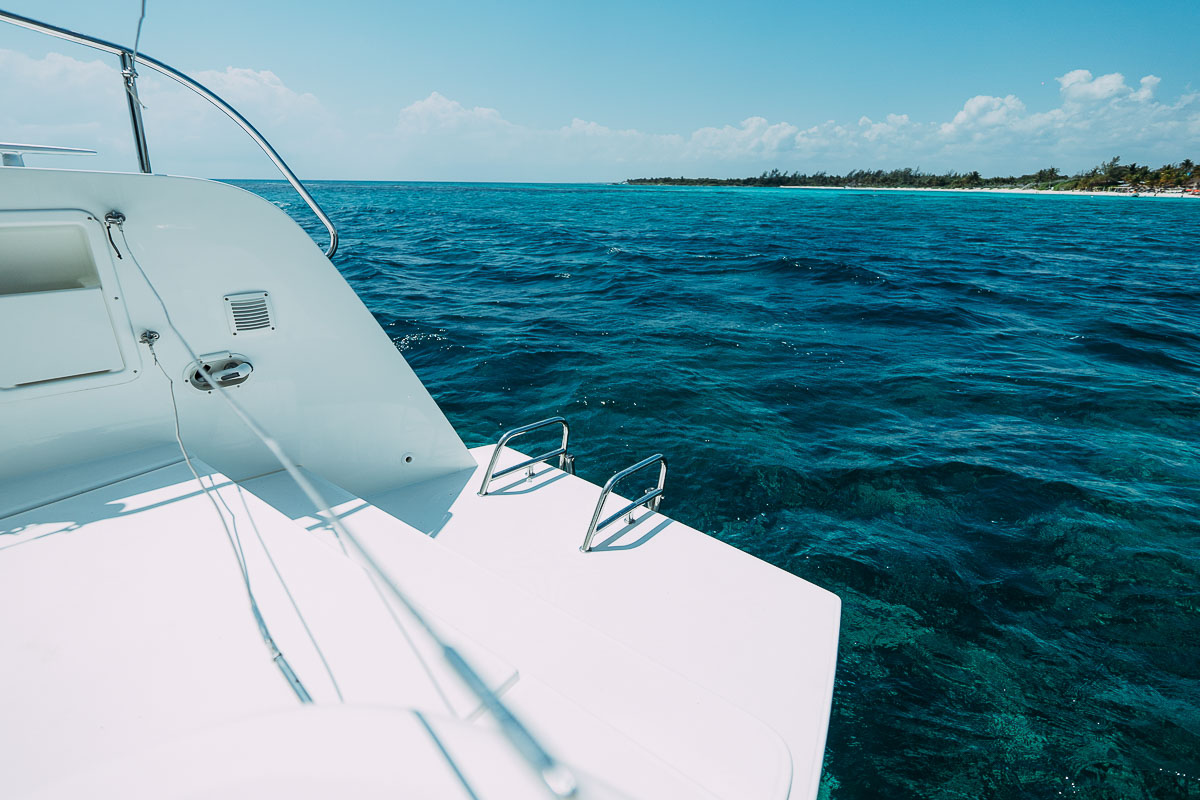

239,181,1199,799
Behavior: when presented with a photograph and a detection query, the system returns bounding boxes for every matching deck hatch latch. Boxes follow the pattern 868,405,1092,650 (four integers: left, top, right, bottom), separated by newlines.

185,352,254,391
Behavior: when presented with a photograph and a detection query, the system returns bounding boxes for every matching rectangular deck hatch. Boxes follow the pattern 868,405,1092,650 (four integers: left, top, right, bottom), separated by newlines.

0,287,125,388
0,216,127,391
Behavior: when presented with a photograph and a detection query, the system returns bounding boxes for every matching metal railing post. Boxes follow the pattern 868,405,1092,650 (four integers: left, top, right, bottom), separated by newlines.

119,51,152,174
580,454,667,553
478,417,574,496
0,9,338,258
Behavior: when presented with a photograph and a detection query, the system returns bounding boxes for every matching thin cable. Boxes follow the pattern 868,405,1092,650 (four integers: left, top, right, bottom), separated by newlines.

124,0,148,109
229,486,345,702
105,224,123,259
145,334,311,703
364,574,458,716
299,496,457,715
116,222,577,798
131,0,146,60
415,711,482,800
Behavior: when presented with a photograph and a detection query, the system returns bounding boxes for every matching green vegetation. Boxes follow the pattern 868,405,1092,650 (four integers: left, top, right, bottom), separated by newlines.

626,157,1199,192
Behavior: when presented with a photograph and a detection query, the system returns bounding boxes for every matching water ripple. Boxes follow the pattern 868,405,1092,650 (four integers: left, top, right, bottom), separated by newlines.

237,180,1200,800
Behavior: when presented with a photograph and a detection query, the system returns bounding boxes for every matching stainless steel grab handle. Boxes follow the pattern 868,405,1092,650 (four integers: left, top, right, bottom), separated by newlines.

478,417,574,496
580,454,667,553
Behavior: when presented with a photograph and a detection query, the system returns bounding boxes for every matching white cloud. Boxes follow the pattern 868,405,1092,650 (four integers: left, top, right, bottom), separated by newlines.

191,67,326,125
135,66,339,176
1058,69,1128,102
0,48,132,165
372,68,1199,178
0,49,336,176
1055,69,1163,105
1130,75,1161,102
2,48,1196,180
859,114,912,142
940,95,1026,135
685,116,800,159
395,92,509,134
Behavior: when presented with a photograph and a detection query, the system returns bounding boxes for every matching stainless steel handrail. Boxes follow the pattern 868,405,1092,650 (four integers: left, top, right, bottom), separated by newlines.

580,454,667,553
478,417,574,496
0,8,339,258
119,50,152,174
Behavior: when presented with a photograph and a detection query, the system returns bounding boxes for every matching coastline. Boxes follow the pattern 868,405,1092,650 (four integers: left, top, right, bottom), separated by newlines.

779,185,1200,199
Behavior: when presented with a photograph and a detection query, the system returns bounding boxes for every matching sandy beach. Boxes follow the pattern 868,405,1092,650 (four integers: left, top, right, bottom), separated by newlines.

781,185,1200,200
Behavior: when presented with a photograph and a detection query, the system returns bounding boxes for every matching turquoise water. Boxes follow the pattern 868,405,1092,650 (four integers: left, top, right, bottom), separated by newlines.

241,181,1199,799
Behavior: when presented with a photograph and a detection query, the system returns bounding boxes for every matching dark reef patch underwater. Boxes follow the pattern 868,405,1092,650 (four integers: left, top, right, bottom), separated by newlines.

239,180,1200,799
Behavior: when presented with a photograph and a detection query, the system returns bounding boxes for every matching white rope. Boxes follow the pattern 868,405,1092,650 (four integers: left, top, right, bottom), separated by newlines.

227,472,345,702
112,220,577,798
124,238,455,716
120,225,444,714
124,0,148,109
129,255,315,703
132,0,146,60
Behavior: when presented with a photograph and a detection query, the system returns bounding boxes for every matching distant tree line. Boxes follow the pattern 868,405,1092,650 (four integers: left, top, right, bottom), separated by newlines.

626,157,1198,191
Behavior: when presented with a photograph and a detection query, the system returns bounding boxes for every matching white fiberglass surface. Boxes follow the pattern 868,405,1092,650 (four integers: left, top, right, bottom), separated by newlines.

0,288,125,387
0,462,296,796
0,169,472,493
3,454,765,799
0,166,838,798
0,221,99,295
21,706,652,800
243,468,795,800
361,446,842,800
0,458,512,797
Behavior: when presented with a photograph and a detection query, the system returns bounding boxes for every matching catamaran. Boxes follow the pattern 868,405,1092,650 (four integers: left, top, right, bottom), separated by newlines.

0,9,840,799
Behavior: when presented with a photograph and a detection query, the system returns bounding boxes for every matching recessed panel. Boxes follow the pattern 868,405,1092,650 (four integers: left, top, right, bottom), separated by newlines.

0,224,100,295
0,288,125,388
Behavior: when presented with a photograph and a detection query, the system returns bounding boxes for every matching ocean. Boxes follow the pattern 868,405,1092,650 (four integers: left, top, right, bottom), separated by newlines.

237,180,1199,800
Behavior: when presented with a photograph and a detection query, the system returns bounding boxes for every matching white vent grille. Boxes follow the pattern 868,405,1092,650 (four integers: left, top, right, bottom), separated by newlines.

224,291,275,335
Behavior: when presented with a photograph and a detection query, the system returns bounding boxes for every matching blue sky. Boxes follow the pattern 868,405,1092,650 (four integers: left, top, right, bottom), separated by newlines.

1,1,1196,180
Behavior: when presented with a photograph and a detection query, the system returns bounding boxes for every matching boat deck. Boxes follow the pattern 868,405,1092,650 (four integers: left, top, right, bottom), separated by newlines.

246,444,840,799
1,445,836,799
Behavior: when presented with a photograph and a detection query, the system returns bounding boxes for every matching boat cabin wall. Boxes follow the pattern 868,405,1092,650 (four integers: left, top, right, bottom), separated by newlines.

0,168,474,496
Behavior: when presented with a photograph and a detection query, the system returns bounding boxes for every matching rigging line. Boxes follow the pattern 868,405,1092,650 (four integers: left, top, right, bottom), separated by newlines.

414,711,482,800
301,495,455,716
146,337,311,702
191,318,582,799
229,486,345,702
105,223,123,259
364,572,459,717
132,0,146,61
133,279,310,704
308,497,349,555
124,0,148,109
120,237,332,705
113,222,578,799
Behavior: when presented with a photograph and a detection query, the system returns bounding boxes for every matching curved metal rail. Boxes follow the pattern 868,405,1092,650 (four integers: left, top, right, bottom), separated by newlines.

581,454,667,553
478,417,574,496
0,8,338,258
